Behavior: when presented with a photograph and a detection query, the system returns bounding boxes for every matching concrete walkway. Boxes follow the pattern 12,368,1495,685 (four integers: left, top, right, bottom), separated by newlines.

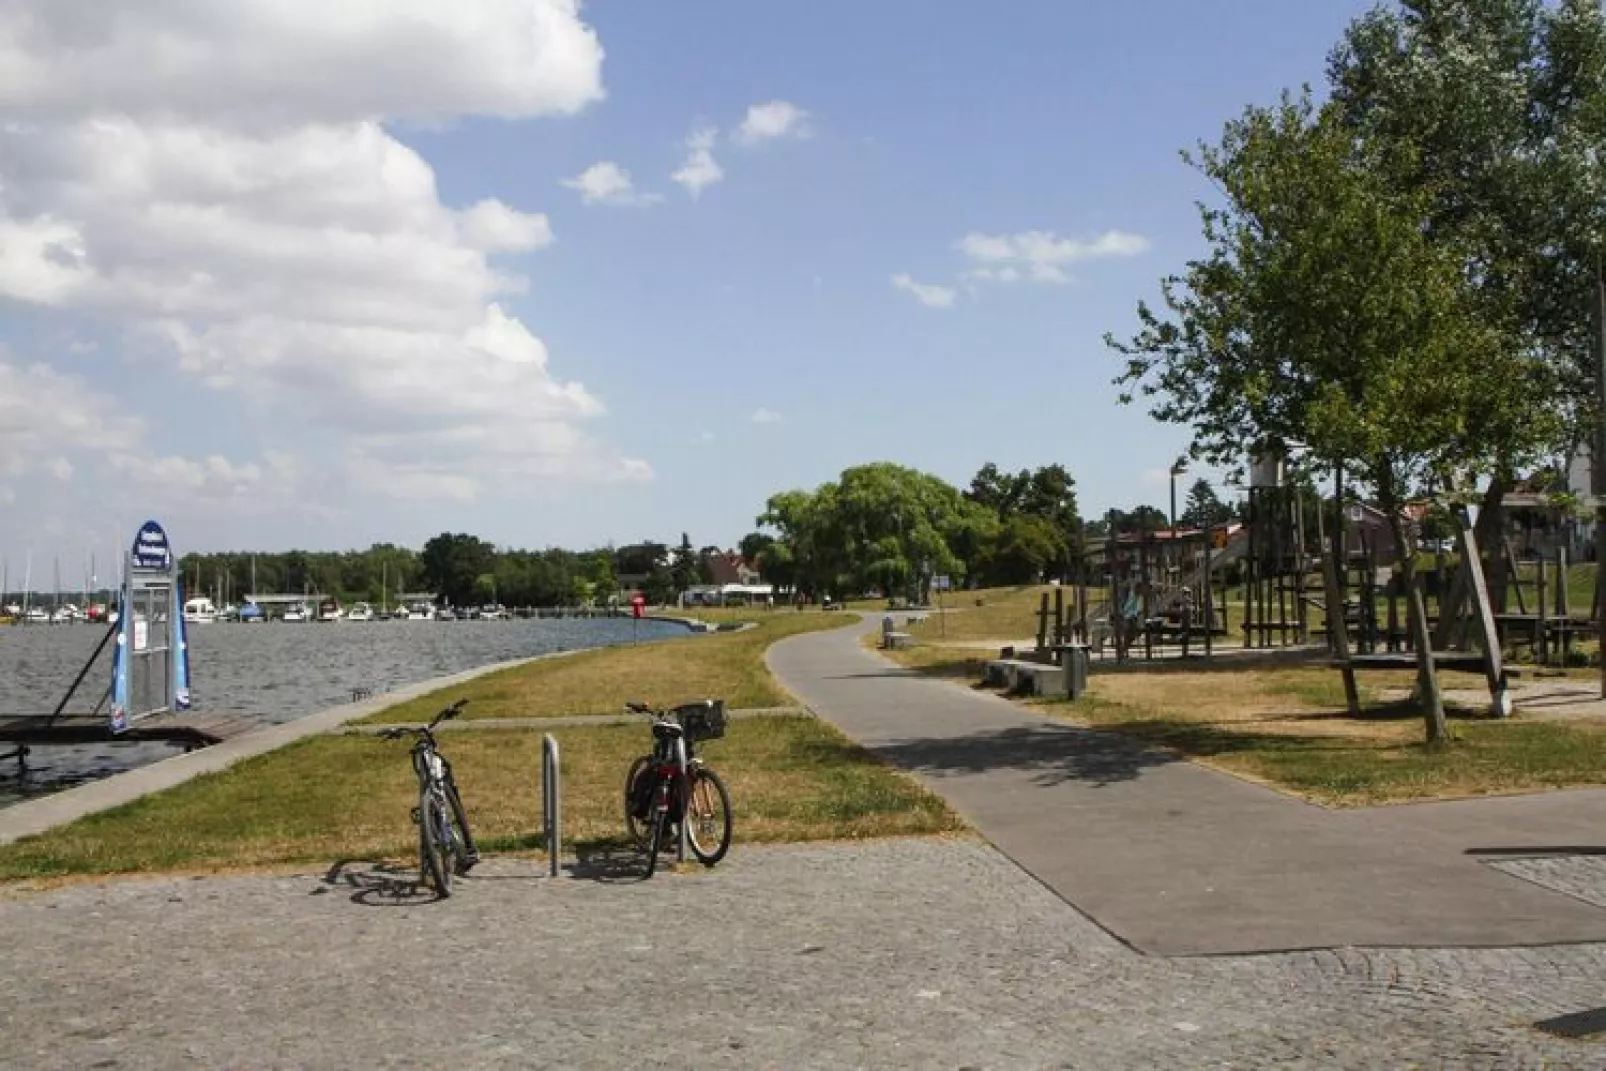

768,617,1606,956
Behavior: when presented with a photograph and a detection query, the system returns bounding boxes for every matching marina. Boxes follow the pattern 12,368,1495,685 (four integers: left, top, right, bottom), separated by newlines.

0,614,684,808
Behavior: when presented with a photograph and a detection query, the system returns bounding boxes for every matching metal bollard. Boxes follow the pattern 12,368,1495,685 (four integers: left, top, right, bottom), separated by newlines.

674,736,689,864
541,733,561,877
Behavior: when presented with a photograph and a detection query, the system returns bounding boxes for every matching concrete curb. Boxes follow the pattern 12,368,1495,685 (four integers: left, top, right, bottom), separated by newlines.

338,707,811,734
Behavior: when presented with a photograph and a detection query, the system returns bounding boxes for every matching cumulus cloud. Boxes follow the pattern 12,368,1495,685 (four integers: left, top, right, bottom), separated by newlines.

561,161,662,206
0,0,606,125
0,0,646,517
891,273,957,309
0,354,290,514
671,126,724,198
735,101,812,144
958,229,1150,284
750,408,782,425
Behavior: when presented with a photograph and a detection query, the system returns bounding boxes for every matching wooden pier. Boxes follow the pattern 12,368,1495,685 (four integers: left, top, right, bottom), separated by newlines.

0,712,260,749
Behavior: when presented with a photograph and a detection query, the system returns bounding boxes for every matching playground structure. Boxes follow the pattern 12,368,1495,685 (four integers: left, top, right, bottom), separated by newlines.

1015,461,1597,721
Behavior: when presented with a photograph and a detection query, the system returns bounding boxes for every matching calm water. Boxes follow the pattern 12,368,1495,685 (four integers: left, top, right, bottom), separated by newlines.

0,616,683,806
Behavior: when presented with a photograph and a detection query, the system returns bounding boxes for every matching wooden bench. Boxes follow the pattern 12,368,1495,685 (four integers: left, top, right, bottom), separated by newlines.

882,632,912,650
982,658,1067,699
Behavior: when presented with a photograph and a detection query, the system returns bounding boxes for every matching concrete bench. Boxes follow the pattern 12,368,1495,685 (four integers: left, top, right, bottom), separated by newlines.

983,658,1067,699
882,632,912,650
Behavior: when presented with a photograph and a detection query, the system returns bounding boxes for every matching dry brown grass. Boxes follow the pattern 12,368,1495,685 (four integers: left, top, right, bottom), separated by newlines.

0,716,963,880
365,612,852,723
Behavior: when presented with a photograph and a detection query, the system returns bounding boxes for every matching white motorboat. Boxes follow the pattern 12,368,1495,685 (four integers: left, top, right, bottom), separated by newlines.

183,597,218,624
281,603,311,623
345,602,374,622
405,602,434,621
50,603,82,624
22,606,48,624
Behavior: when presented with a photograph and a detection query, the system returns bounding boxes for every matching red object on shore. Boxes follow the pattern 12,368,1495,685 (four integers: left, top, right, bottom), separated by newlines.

631,592,645,618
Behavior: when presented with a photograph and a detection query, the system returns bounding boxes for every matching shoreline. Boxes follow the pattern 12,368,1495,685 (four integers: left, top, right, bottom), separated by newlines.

0,641,612,847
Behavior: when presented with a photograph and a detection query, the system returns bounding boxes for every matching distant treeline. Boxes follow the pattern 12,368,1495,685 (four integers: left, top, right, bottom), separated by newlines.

176,532,726,610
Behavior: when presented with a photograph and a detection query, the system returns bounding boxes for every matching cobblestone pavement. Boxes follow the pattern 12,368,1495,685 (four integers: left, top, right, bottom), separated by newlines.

3,839,1605,1069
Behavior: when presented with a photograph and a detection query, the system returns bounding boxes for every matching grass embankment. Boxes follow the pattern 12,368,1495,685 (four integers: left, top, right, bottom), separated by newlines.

366,610,847,723
865,584,1606,805
0,716,960,880
0,609,964,880
1075,665,1606,806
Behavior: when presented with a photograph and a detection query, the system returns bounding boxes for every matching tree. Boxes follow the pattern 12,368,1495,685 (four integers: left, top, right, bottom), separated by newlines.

758,463,997,600
1180,479,1234,530
965,461,1082,583
420,532,496,608
1109,95,1554,745
670,532,699,595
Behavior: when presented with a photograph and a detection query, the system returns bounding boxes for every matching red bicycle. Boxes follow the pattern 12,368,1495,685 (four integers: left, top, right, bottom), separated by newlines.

623,699,733,877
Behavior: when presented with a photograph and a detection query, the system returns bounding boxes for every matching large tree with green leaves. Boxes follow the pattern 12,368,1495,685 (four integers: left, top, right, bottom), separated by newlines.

759,463,997,600
1110,95,1555,745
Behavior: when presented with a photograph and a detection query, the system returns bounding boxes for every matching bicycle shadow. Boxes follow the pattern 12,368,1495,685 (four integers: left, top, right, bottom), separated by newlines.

317,858,443,907
568,843,651,885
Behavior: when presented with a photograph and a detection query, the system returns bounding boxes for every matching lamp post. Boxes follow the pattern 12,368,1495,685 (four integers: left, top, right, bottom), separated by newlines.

1169,457,1189,540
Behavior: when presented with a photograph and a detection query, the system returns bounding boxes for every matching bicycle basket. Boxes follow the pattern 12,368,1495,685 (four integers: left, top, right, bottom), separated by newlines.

676,699,727,742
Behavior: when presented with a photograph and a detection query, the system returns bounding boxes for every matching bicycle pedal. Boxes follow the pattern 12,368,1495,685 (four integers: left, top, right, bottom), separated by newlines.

409,806,421,824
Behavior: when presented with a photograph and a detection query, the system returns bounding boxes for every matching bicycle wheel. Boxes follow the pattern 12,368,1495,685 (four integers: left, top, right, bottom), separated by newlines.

644,800,668,879
685,767,732,866
623,755,653,849
445,777,477,875
418,789,452,896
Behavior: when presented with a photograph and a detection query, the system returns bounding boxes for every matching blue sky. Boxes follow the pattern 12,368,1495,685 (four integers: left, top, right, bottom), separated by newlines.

0,0,1375,578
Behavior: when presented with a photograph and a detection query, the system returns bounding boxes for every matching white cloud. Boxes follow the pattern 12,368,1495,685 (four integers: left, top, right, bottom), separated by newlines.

561,161,661,206
750,408,782,425
958,229,1150,284
0,354,292,513
891,273,957,309
671,125,724,198
0,0,644,512
0,0,606,126
735,101,812,144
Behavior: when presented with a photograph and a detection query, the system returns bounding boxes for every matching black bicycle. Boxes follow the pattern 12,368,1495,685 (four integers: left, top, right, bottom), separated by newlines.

623,699,733,877
382,698,478,896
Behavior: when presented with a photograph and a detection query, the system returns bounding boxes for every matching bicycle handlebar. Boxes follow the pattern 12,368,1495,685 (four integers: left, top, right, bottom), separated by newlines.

381,699,469,740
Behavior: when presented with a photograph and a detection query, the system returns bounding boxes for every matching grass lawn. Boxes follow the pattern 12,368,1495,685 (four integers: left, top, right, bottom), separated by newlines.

1061,664,1606,806
365,611,852,724
0,715,962,881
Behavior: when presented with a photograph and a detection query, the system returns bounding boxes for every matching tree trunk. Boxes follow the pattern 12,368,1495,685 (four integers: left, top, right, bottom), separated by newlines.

1381,476,1449,746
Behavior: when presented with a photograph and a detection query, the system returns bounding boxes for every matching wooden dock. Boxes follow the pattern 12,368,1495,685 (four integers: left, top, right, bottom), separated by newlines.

0,712,260,749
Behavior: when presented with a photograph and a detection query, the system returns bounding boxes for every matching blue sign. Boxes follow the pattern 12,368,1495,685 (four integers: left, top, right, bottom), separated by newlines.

130,520,172,571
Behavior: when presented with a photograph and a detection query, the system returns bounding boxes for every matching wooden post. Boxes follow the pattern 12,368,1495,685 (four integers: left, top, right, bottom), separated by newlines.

1053,586,1064,647
1204,521,1215,659
1452,503,1511,716
1560,543,1574,664
1035,592,1050,653
1324,476,1361,717
1537,548,1550,666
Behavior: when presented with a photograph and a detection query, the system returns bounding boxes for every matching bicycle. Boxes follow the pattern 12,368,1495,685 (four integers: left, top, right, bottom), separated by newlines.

382,698,479,896
622,698,733,878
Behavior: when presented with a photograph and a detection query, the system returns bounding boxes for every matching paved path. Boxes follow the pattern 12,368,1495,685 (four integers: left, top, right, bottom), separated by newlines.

4,839,1605,1069
768,617,1606,956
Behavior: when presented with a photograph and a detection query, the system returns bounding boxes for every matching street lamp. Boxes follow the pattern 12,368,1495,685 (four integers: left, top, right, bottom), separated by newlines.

1169,456,1189,539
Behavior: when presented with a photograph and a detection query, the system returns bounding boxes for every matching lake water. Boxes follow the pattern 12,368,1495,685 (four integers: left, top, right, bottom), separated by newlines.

0,616,684,807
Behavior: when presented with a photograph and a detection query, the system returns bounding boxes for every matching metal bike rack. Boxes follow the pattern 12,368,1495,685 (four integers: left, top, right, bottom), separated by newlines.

673,736,689,864
541,733,561,877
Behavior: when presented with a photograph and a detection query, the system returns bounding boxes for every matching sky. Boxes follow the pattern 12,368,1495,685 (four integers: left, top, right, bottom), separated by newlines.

0,0,1380,580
